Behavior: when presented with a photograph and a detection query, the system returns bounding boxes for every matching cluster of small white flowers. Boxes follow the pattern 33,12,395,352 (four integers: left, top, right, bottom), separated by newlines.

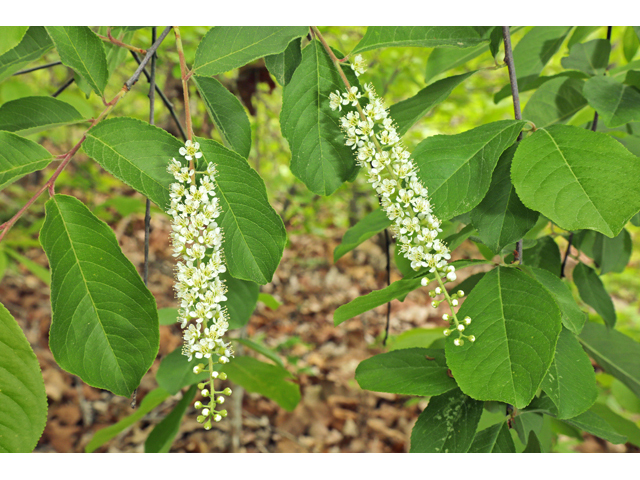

167,139,234,427
328,59,475,346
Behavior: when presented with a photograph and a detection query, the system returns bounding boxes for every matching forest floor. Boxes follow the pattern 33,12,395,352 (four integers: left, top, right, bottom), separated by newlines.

0,196,635,453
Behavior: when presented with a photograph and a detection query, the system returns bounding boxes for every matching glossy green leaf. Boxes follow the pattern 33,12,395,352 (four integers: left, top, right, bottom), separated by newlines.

0,96,84,135
223,356,300,411
197,138,286,285
573,262,616,328
193,75,251,159
0,302,47,453
220,270,259,330
542,328,597,419
194,26,309,76
470,145,539,254
514,411,544,445
0,26,53,82
145,385,196,453
40,194,159,397
334,259,491,325
567,27,601,49
280,40,360,195
334,209,390,262
592,228,632,274
523,431,542,452
561,39,611,76
353,27,490,54
265,37,302,86
156,347,210,396
468,422,515,453
45,27,108,96
355,348,456,396
522,77,587,128
0,27,29,57
562,410,627,444
579,322,640,398
528,267,587,334
583,76,640,128
85,388,170,452
511,125,640,237
387,328,446,351
0,130,52,191
83,117,183,209
494,27,571,103
410,388,483,453
158,307,179,326
623,26,640,63
425,45,487,83
389,72,475,136
589,402,640,447
445,266,562,409
234,338,284,368
413,120,525,221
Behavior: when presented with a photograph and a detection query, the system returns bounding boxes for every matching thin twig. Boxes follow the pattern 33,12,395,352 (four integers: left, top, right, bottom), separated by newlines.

560,232,574,278
173,26,193,143
143,26,157,288
502,26,524,265
382,228,392,346
52,77,75,97
96,29,147,55
129,51,188,141
0,28,172,244
13,61,63,76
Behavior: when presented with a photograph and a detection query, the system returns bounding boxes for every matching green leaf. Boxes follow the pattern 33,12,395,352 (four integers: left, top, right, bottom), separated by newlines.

4,247,51,286
589,402,640,447
156,347,210,396
413,120,524,221
561,39,611,76
353,27,490,54
523,431,542,452
511,125,640,237
527,267,587,334
145,385,196,453
514,411,544,445
334,208,390,262
425,45,487,83
220,270,259,330
541,328,597,419
83,117,183,209
45,27,108,97
334,259,491,325
591,228,632,274
85,388,169,452
194,26,309,76
223,356,300,411
264,37,302,86
410,388,483,453
193,76,251,159
494,27,571,103
158,307,179,326
522,77,588,128
389,72,475,136
469,422,515,453
0,302,47,453
197,138,286,285
0,27,53,82
470,145,539,254
355,348,457,396
562,409,627,444
583,75,640,128
573,262,616,328
568,27,601,49
579,322,640,398
258,293,281,310
280,40,360,195
0,249,6,283
234,338,284,368
445,266,562,409
387,328,446,351
40,194,159,397
0,130,52,191
0,27,29,57
0,96,85,135
623,27,640,63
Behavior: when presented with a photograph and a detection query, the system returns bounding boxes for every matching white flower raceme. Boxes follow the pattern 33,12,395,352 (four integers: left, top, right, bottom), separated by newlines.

167,141,234,428
334,60,474,346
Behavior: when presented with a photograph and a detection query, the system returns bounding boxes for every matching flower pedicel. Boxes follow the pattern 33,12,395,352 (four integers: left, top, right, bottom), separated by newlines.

167,140,234,428
329,55,474,346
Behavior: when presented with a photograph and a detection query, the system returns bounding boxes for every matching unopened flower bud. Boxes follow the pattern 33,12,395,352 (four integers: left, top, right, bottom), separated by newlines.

194,401,203,409
219,409,228,417
454,338,464,347
457,290,464,297
446,272,457,282
442,313,449,321
464,316,472,325
197,415,206,423
201,408,210,416
451,299,458,307
204,420,212,430
198,383,206,389
217,396,225,404
469,335,476,343
218,372,227,381
214,414,222,422
443,329,451,336
222,387,232,396
431,301,439,308
457,324,465,332
421,277,429,287
201,389,209,397
434,287,442,295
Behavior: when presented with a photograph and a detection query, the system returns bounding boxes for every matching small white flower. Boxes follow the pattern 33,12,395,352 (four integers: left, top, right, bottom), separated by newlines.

350,54,367,77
